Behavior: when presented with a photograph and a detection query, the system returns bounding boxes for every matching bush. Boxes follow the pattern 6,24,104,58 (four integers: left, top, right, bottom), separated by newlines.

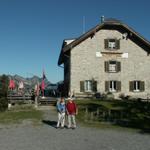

101,93,107,100
0,75,9,98
95,92,101,99
119,93,130,100
0,75,9,111
125,95,130,100
106,92,114,100
0,98,8,111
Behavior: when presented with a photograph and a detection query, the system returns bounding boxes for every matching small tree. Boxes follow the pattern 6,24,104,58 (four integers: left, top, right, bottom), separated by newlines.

0,75,9,111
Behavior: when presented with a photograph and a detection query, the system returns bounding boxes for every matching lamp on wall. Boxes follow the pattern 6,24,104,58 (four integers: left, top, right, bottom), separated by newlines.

122,33,128,40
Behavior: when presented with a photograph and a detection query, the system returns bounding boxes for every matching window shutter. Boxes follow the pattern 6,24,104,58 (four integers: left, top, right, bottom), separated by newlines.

105,81,109,92
116,39,120,49
116,61,121,72
140,81,145,92
80,81,84,92
104,39,108,49
104,61,109,72
129,81,134,92
92,81,97,92
117,81,121,92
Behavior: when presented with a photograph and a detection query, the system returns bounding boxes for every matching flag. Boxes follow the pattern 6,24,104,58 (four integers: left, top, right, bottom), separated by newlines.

41,80,45,90
42,69,46,80
9,80,11,89
41,80,45,97
18,81,24,89
9,79,15,90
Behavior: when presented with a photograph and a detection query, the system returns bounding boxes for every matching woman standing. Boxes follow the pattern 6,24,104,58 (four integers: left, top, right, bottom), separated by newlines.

56,97,66,129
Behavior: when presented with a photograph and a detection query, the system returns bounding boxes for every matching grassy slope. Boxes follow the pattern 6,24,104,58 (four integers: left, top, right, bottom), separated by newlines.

0,105,43,124
76,99,150,132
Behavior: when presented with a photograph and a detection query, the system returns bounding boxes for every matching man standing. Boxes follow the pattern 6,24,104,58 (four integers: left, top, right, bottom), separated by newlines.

66,97,78,129
56,97,66,129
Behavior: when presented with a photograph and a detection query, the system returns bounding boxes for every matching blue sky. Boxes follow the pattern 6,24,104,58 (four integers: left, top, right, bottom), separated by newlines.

0,0,150,83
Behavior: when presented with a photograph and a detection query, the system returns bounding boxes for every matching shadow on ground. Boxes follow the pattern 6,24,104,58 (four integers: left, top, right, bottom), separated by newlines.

139,128,150,134
42,120,57,128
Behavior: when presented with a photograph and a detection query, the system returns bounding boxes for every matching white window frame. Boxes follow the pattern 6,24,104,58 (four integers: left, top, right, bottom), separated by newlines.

109,81,117,92
84,80,92,92
109,61,117,72
108,39,116,50
133,81,140,92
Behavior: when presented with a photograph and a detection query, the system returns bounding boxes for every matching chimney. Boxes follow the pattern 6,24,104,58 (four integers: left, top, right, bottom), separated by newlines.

101,16,105,23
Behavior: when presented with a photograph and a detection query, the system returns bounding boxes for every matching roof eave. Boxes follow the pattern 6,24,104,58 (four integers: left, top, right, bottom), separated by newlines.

58,50,64,66
63,23,105,52
58,40,67,66
62,22,150,53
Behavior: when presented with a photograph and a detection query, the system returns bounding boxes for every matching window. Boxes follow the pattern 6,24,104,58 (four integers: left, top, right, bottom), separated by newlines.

108,39,116,49
134,81,140,91
110,81,117,92
84,80,92,92
105,61,121,73
104,39,120,50
129,81,145,92
105,81,121,92
80,80,97,92
109,61,117,72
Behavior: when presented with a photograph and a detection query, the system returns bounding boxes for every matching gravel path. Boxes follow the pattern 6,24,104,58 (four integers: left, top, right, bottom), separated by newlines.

0,107,150,150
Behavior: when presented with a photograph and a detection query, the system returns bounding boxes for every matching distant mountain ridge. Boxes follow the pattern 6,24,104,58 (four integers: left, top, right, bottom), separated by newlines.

8,74,51,89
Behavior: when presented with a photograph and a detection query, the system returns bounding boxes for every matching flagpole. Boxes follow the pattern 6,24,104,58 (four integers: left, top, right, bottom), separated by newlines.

41,69,46,98
42,89,44,97
34,82,40,108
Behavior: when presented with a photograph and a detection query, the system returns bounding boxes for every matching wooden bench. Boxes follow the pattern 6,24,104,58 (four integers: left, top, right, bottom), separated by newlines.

7,95,33,104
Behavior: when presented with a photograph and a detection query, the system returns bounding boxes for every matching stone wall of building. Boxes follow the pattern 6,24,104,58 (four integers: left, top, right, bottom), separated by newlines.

70,29,150,99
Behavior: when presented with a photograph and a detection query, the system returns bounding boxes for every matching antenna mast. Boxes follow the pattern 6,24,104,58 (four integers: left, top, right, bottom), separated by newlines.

82,16,85,34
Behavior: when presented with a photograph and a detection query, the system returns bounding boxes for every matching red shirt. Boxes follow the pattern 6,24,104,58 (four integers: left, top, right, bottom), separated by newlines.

66,101,77,115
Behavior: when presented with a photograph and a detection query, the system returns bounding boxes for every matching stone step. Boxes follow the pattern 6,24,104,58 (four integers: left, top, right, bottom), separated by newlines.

38,97,57,106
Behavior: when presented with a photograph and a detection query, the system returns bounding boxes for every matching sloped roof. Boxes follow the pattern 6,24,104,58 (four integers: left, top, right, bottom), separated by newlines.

58,18,150,65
